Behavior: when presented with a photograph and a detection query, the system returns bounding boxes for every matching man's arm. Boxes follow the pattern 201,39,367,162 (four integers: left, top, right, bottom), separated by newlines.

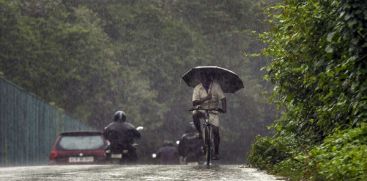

125,122,141,139
102,126,109,139
193,94,211,106
192,84,212,106
132,129,141,139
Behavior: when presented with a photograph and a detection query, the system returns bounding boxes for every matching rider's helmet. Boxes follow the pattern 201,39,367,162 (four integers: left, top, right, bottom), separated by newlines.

113,110,126,122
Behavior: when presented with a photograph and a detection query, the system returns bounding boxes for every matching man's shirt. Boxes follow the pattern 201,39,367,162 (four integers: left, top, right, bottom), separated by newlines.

192,81,225,126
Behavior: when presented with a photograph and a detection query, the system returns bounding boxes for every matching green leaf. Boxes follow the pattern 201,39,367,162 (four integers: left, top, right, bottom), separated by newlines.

325,45,334,53
327,32,336,42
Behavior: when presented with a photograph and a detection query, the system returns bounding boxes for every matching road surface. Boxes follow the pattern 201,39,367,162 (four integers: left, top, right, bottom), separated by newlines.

0,164,283,181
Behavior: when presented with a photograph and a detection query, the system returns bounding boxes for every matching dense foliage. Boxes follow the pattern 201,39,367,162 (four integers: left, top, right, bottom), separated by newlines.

248,0,367,180
0,0,275,162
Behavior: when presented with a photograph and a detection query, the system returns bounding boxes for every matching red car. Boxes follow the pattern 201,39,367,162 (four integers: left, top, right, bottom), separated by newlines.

49,131,108,164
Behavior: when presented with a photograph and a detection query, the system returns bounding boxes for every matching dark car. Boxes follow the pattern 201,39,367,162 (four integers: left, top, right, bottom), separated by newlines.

49,131,108,164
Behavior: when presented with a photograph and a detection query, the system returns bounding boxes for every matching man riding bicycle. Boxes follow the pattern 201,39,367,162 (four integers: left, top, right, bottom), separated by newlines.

192,72,226,160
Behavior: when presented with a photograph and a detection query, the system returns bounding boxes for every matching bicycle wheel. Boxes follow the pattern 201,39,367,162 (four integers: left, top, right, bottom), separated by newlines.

205,125,211,167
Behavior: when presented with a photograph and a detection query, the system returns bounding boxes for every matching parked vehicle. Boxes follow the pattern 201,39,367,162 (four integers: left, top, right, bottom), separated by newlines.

49,131,108,164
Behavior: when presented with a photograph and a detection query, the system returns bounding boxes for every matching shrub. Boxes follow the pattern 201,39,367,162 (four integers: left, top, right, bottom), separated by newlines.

248,135,296,170
308,124,367,180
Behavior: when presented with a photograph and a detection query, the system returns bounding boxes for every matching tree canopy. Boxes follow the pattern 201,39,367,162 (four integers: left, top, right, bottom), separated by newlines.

0,0,275,162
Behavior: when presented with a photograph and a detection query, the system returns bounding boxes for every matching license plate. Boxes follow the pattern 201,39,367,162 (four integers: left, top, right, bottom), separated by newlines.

111,154,122,158
68,156,94,163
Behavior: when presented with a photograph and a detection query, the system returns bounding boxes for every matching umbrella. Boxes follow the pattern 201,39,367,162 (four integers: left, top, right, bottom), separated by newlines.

182,66,244,93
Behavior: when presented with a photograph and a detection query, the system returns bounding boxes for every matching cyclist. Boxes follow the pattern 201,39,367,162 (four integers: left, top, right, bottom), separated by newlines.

192,72,226,160
103,110,141,161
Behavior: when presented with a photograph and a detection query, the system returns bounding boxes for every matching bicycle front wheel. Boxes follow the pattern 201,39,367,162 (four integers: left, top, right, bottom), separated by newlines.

205,126,211,167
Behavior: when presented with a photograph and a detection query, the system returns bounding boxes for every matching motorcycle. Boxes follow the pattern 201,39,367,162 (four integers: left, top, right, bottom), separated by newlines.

105,126,143,164
151,140,180,159
177,132,205,165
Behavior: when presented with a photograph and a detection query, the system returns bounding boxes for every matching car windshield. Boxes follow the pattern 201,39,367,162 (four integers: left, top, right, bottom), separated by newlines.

59,135,104,150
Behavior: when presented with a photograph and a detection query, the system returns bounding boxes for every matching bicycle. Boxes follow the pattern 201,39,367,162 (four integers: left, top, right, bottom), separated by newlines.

189,107,223,168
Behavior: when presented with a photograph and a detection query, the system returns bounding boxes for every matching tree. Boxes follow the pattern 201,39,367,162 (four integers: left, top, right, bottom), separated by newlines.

249,0,367,179
1,0,276,162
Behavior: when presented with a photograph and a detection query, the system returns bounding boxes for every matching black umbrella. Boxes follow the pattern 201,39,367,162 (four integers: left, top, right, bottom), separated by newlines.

182,66,244,93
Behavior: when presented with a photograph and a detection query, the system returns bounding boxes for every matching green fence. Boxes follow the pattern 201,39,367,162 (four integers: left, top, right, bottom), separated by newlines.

0,78,94,166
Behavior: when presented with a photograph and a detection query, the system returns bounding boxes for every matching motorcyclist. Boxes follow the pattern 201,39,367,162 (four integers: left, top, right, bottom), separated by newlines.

103,110,141,162
178,122,204,164
155,140,179,164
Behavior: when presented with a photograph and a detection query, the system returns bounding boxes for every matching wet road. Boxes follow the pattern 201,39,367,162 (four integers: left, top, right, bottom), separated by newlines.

0,165,282,181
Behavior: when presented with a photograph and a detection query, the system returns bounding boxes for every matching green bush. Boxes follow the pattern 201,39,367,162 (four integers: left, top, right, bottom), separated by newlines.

269,124,367,180
272,158,307,181
308,124,367,180
248,135,297,170
248,136,274,169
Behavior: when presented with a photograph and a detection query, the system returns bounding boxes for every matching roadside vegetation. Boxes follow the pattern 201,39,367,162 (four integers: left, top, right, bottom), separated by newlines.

248,0,367,180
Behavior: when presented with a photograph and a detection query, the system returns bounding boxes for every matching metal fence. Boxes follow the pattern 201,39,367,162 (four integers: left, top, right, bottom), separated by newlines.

0,78,94,166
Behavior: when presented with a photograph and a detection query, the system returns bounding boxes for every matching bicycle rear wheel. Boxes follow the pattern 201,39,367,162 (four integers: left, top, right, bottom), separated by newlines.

205,126,211,167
